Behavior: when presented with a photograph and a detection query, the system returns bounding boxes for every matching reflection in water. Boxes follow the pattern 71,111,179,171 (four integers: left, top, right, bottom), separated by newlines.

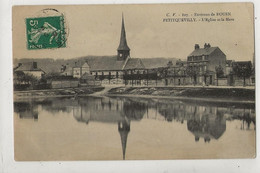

71,97,145,159
118,120,130,160
14,102,38,120
14,96,256,160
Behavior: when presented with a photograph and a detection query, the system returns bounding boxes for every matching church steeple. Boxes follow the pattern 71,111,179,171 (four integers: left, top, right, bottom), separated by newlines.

117,14,130,61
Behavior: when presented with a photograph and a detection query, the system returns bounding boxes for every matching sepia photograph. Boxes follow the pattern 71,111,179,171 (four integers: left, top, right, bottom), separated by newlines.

12,3,255,161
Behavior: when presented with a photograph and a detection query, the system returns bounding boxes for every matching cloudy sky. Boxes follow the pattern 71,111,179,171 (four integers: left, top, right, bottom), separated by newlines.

13,3,254,61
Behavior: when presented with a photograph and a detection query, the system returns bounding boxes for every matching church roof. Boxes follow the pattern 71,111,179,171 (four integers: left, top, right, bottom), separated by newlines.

188,47,219,57
86,56,126,71
84,56,145,71
123,58,145,70
117,15,130,51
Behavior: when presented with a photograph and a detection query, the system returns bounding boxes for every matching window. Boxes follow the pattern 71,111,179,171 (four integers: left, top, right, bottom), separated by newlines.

188,56,192,61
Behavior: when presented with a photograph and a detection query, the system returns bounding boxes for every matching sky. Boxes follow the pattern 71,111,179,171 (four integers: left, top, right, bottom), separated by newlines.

13,3,254,61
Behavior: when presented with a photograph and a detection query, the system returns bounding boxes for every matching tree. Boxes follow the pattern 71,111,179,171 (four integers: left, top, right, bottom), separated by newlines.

45,72,61,79
232,62,253,86
202,69,210,85
167,61,173,67
22,74,38,85
186,66,199,85
215,65,224,86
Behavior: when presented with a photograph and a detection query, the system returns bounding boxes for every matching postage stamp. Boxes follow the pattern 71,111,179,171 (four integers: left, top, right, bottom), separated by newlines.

26,15,66,49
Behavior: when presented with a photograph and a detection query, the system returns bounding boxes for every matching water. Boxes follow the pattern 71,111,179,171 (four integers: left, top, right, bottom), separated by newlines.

14,96,256,161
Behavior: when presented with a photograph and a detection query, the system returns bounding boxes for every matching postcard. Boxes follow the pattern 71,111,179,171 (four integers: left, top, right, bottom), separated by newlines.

12,3,255,161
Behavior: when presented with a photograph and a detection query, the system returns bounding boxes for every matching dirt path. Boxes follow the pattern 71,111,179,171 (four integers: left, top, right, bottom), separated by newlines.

88,86,114,96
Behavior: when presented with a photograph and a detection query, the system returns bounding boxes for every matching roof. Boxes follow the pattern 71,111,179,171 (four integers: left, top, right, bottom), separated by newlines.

123,58,145,70
14,62,44,72
61,66,73,75
86,56,126,71
85,56,145,71
141,58,176,69
73,62,89,68
188,47,219,57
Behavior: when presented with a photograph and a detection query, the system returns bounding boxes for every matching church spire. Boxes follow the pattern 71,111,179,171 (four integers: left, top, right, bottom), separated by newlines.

117,13,130,61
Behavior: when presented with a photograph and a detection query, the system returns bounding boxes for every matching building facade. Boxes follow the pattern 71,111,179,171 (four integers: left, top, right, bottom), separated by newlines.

72,62,90,78
165,43,227,86
186,43,226,85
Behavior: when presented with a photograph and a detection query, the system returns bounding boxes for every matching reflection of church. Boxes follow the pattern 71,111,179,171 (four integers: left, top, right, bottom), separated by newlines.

72,97,146,160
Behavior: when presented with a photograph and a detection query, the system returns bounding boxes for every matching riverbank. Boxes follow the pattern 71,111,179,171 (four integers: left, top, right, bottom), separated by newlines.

106,86,255,103
14,87,104,100
14,86,255,103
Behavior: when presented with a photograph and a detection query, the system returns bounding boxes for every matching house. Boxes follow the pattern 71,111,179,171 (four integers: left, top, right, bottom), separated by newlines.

72,62,90,78
165,60,189,86
186,43,226,85
14,62,45,79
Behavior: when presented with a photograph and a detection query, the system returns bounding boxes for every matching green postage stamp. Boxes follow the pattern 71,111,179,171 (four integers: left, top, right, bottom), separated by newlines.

26,15,66,49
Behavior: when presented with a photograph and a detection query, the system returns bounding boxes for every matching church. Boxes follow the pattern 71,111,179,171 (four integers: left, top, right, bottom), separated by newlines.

85,15,146,85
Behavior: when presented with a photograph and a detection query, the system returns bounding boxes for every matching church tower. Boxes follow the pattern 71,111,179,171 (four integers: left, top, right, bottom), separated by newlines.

117,14,130,61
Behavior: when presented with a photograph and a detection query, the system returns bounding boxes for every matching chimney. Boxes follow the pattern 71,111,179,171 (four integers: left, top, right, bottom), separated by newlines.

33,62,37,69
204,43,211,49
204,43,207,49
195,44,200,50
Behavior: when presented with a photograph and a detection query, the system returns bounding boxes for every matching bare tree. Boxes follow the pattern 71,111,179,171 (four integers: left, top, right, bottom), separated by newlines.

215,65,224,86
186,66,199,85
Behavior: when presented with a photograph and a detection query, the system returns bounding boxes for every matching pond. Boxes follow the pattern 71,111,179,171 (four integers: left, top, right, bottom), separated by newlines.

14,96,256,161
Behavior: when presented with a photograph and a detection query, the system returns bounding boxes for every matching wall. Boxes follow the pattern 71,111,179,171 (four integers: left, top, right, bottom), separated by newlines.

166,76,191,85
208,48,226,74
24,71,43,79
73,67,81,78
216,78,228,86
